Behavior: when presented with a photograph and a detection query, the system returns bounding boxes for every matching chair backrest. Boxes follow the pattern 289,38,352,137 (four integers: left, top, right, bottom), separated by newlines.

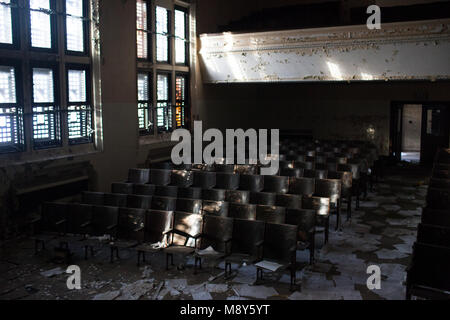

176,198,203,214
256,205,286,224
150,169,171,186
250,192,276,205
201,200,229,217
279,167,303,178
426,188,450,210
285,209,316,242
229,203,257,220
304,169,327,179
231,219,265,257
66,203,93,235
338,163,360,180
315,179,342,204
288,177,315,196
202,188,226,201
193,171,216,189
201,215,234,252
417,223,450,248
41,202,68,233
155,185,178,197
92,206,119,236
214,163,236,173
225,190,250,204
215,172,240,190
144,210,173,244
170,170,194,188
104,193,127,207
128,168,150,184
275,194,301,209
111,183,134,195
263,175,289,194
151,196,177,211
133,184,155,196
263,223,297,264
82,191,104,206
171,212,203,247
302,196,330,216
409,242,450,292
421,208,450,228
234,164,258,175
127,195,152,209
117,207,146,241
239,174,264,192
328,171,352,191
177,187,202,199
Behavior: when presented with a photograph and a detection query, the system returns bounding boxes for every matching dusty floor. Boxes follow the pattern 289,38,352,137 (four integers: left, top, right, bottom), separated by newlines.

0,165,429,300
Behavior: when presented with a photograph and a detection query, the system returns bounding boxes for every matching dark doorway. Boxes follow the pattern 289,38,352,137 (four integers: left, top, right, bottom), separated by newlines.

390,102,450,165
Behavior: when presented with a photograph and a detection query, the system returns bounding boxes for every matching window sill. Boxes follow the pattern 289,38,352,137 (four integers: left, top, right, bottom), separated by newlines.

0,143,101,167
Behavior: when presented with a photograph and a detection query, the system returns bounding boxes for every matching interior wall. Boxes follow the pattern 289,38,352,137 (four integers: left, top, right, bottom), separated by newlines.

402,104,422,152
196,81,450,156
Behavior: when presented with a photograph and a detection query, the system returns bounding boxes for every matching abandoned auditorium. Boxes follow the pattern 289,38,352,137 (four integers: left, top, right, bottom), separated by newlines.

0,0,450,308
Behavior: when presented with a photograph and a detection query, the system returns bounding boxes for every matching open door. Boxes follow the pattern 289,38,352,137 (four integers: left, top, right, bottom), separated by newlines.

420,104,450,165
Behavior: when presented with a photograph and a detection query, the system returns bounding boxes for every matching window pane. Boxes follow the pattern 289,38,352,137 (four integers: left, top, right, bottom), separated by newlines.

136,0,148,59
175,76,186,128
0,0,13,44
0,66,16,103
157,74,168,101
30,0,52,48
175,10,186,64
68,69,86,102
66,0,84,52
68,105,92,141
137,73,148,101
0,107,24,150
32,68,54,103
156,6,168,62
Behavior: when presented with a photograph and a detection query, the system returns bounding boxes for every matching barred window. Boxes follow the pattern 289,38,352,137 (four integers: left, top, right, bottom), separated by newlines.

175,8,188,64
0,0,13,45
137,72,153,134
156,73,171,133
156,6,169,63
136,0,149,59
32,67,61,148
175,74,187,128
67,67,92,144
0,65,24,152
66,0,85,52
30,0,53,49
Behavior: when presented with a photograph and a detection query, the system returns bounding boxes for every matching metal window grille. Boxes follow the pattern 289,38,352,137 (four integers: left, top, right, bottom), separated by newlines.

175,75,186,128
32,67,61,148
137,72,153,134
67,68,92,144
156,73,171,133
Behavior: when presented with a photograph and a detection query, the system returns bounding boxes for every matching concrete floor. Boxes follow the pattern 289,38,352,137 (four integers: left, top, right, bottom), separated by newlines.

0,167,429,300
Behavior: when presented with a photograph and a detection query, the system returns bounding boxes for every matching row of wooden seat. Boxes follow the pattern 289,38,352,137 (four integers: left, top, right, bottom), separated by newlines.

35,202,316,290
406,148,450,300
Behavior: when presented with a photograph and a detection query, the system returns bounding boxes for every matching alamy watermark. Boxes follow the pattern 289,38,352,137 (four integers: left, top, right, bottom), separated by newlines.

171,121,280,175
367,5,381,30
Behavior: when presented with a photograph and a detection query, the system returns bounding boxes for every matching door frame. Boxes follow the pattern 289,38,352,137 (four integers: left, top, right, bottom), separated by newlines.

390,101,450,164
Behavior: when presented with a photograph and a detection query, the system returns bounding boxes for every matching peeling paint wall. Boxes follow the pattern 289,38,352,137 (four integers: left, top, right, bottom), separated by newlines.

199,19,450,83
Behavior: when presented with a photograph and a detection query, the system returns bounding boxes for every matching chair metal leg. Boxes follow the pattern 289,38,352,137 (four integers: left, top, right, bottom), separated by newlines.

325,216,329,244
166,253,170,270
137,251,141,267
290,267,296,292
